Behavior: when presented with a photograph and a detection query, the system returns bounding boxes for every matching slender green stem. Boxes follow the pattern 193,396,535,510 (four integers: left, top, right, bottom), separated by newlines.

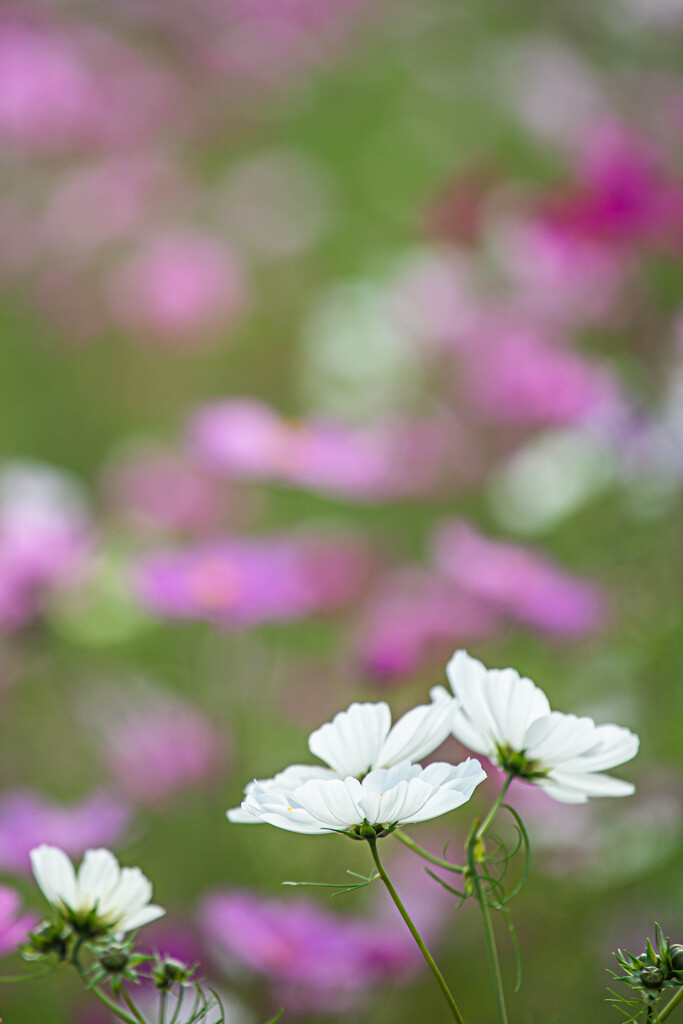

467,818,509,1024
70,947,140,1024
122,985,150,1024
477,775,514,841
159,988,168,1024
368,837,466,1024
395,830,466,873
660,986,683,1021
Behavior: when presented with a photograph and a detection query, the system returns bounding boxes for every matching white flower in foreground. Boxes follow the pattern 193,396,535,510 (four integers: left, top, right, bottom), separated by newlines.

438,650,639,804
228,697,454,823
235,759,486,835
30,845,165,934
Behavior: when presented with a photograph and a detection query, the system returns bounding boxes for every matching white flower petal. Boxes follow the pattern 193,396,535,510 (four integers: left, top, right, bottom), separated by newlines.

447,650,504,752
30,845,78,911
119,903,166,932
486,668,550,750
77,849,121,912
444,650,639,803
308,702,391,776
227,765,340,823
524,713,599,762
294,777,366,829
556,724,639,773
545,770,635,799
376,699,454,768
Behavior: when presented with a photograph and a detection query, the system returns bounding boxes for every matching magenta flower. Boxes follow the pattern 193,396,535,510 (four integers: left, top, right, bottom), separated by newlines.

99,693,226,804
0,791,130,874
199,889,418,1013
431,520,604,636
569,120,683,246
134,534,368,627
0,885,36,957
188,398,449,501
0,462,94,629
106,231,246,347
358,568,499,682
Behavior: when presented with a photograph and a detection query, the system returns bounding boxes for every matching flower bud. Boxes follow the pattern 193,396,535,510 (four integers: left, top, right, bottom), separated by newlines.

669,945,683,976
359,820,378,841
153,956,194,991
99,945,130,973
22,921,71,961
640,965,664,988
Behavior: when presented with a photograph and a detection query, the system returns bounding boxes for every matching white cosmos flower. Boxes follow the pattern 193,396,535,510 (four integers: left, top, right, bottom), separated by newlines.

235,758,486,835
437,650,639,804
228,697,454,824
30,845,165,934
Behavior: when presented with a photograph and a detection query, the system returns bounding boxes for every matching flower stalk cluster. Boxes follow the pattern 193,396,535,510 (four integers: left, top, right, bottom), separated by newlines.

228,648,640,1024
16,846,222,1024
612,924,683,1021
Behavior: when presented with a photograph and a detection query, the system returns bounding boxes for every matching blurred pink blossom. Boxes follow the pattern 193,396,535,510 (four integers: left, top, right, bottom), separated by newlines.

0,885,36,957
0,791,130,874
358,568,499,682
44,157,188,255
201,0,370,90
492,214,627,325
551,121,683,248
459,322,619,428
106,231,246,347
134,533,369,626
102,449,224,535
188,398,450,501
100,692,226,804
0,462,94,629
0,9,181,155
199,889,417,1013
431,520,604,636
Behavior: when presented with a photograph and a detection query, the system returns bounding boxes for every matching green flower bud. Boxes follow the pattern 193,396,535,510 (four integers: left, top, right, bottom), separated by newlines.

22,920,71,961
359,819,377,841
99,946,130,973
669,945,683,975
153,956,193,991
641,965,665,988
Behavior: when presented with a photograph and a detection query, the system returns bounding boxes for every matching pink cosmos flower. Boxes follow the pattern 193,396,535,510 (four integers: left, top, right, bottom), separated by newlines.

106,231,246,347
102,449,223,535
99,692,226,805
199,889,417,1013
0,791,130,874
0,885,36,957
492,214,627,326
0,462,94,629
134,534,369,627
358,568,499,682
188,398,449,501
44,157,188,256
459,322,619,428
0,9,181,155
431,520,604,636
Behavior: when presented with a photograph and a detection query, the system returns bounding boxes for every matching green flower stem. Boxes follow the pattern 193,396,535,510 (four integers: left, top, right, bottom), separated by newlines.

70,947,141,1024
159,989,168,1024
367,836,467,1024
467,818,509,1024
395,830,466,873
477,774,514,841
660,986,683,1021
121,985,151,1024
